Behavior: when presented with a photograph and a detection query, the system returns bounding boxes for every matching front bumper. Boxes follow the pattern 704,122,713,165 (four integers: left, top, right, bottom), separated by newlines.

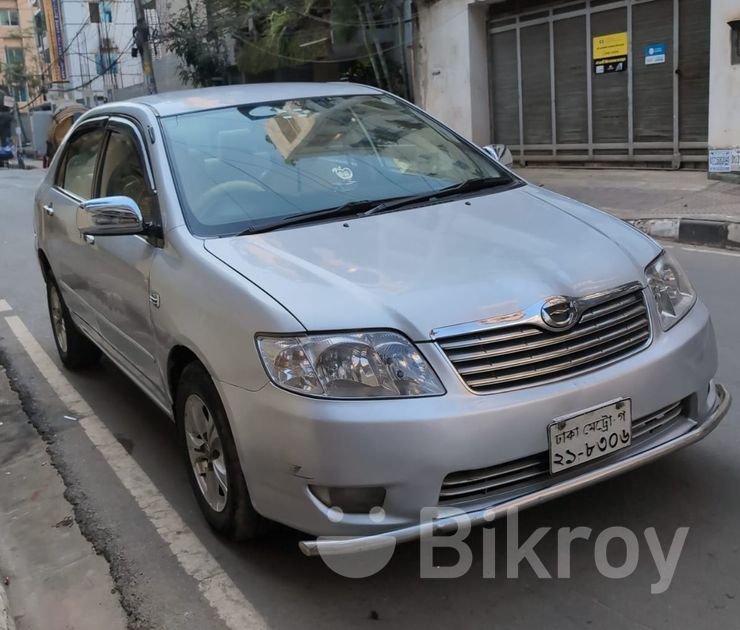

300,382,730,556
215,299,727,554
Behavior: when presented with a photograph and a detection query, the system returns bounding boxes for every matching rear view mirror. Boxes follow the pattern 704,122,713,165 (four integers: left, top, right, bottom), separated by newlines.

76,196,144,236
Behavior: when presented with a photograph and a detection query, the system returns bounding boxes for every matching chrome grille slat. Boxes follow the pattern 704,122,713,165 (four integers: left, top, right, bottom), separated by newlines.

466,330,650,388
439,465,550,499
578,293,641,323
441,455,545,487
456,316,649,376
438,327,542,351
446,303,647,363
439,399,686,506
632,405,683,438
632,401,682,430
438,287,651,392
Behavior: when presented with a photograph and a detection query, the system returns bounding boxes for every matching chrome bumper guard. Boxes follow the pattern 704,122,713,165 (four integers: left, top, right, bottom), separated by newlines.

300,383,731,557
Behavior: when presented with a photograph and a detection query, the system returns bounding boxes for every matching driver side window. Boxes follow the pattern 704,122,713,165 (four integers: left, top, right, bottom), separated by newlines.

99,128,156,223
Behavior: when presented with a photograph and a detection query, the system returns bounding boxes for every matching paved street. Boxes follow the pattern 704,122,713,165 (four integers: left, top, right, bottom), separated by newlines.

1,168,739,630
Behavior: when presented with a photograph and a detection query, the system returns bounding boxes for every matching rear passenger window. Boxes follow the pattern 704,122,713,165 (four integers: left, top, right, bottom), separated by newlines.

58,128,105,199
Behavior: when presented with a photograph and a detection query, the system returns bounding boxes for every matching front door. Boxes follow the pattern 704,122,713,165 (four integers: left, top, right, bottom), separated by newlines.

43,122,107,331
83,117,164,391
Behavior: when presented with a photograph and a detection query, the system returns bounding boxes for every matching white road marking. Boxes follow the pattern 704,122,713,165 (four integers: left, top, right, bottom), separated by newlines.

664,243,740,258
3,312,267,630
0,299,11,312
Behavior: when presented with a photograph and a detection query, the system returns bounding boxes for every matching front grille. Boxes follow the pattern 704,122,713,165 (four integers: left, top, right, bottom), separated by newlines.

438,400,685,506
438,288,651,393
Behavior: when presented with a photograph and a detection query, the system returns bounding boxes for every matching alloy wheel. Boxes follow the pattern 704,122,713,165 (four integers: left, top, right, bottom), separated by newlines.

49,285,68,354
184,394,228,512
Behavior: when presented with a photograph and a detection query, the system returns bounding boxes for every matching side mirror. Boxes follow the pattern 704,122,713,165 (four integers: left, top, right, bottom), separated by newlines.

482,144,514,168
77,196,144,236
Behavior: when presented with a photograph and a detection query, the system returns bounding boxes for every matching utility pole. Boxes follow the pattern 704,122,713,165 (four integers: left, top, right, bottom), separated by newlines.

13,100,25,169
133,0,157,94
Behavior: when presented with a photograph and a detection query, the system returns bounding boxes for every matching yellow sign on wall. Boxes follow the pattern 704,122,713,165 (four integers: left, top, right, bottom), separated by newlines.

593,32,628,60
592,32,628,74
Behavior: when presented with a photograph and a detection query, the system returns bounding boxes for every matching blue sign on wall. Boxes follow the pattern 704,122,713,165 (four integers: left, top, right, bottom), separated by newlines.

645,43,666,65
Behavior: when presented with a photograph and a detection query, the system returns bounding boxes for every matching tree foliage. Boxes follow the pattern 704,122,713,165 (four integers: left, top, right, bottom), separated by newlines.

162,0,405,91
165,0,231,87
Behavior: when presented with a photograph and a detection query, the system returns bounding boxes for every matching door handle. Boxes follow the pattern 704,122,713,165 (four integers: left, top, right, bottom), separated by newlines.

43,204,54,216
84,234,95,245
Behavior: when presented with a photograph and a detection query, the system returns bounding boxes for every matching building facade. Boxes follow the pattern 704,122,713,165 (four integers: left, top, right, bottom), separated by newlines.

708,0,740,181
34,0,143,105
415,0,739,176
0,0,43,108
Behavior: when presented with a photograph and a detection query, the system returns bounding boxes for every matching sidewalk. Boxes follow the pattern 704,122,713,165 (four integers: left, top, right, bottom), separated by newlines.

0,366,127,630
517,167,740,222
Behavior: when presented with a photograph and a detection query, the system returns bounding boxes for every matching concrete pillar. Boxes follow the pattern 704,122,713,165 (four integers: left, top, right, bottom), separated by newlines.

708,0,740,182
414,0,491,145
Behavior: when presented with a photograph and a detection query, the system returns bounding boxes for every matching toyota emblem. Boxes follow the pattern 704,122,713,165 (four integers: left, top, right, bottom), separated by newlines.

541,297,579,330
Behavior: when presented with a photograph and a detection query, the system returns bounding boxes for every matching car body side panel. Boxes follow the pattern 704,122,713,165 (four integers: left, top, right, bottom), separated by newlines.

83,235,162,388
38,183,101,331
148,226,304,401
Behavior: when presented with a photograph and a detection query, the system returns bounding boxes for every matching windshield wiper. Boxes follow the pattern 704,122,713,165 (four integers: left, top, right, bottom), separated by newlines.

362,177,511,217
236,199,377,235
235,177,512,236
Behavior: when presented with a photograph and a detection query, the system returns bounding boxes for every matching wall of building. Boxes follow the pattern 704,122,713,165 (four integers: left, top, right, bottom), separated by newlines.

0,0,43,109
414,0,490,144
41,0,143,105
708,0,740,179
149,0,188,93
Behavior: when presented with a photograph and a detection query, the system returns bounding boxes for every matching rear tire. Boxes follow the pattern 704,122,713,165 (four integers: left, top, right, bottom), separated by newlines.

47,279,101,370
175,362,263,540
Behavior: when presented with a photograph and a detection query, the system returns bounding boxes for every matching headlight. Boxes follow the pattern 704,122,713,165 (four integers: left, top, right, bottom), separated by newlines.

256,331,445,398
645,252,696,331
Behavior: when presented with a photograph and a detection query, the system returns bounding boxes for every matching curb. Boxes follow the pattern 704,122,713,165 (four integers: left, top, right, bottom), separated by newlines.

0,580,15,630
628,217,740,250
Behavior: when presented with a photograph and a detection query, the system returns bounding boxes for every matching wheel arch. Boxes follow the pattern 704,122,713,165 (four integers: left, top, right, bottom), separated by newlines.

37,248,52,283
167,345,202,402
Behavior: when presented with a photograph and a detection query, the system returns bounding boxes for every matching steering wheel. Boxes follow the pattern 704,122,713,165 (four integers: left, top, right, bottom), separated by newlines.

196,180,267,223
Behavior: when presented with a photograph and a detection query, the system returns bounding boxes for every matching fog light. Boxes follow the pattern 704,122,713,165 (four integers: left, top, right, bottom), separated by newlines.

310,485,386,514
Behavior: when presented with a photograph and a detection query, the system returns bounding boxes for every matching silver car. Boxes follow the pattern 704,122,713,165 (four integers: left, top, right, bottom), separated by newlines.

34,83,731,556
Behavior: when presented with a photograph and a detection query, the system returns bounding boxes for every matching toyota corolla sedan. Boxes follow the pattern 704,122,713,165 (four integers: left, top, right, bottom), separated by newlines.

33,83,731,556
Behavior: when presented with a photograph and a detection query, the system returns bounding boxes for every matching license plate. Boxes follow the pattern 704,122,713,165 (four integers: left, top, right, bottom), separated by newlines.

548,399,632,474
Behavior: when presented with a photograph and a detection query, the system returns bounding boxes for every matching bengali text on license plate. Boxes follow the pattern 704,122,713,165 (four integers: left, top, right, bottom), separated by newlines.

548,399,632,473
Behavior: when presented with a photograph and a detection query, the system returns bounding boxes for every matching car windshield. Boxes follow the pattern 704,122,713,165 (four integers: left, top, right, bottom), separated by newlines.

160,93,513,237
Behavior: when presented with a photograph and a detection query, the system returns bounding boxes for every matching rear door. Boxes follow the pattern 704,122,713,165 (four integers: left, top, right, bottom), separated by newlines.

42,120,107,332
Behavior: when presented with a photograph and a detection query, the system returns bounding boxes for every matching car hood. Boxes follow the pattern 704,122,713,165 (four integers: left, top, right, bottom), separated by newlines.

204,185,661,341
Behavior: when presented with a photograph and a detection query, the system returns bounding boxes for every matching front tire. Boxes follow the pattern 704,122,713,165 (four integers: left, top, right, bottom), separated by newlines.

175,362,263,540
47,280,101,369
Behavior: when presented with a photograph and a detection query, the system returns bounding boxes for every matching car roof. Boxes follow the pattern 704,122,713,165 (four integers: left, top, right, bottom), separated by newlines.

128,82,384,117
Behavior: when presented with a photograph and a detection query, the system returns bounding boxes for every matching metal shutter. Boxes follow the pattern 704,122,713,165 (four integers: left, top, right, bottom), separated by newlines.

490,29,520,146
632,0,674,144
591,8,629,145
554,16,588,145
487,0,711,167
